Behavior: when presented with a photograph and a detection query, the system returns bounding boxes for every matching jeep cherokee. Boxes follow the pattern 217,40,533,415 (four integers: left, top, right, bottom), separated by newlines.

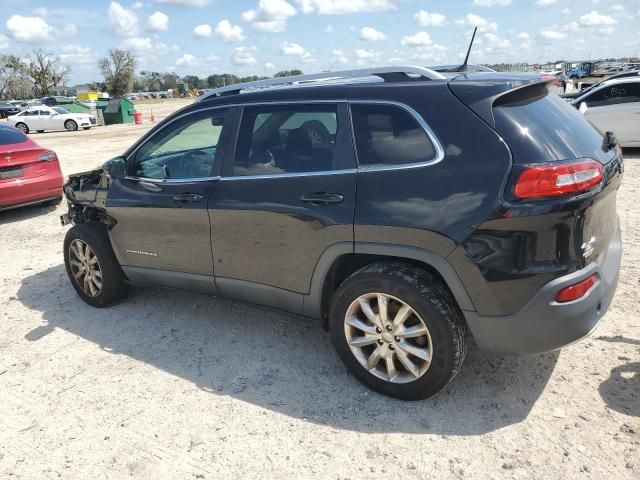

61,67,623,400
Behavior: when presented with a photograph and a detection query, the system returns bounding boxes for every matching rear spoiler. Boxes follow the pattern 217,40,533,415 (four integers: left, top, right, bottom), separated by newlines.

447,73,554,127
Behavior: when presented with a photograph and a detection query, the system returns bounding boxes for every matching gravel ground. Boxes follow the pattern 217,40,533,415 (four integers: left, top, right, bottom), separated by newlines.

1,100,638,479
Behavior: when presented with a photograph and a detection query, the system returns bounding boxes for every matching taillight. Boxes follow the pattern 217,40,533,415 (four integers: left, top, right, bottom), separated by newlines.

555,275,597,303
38,151,57,162
513,159,603,200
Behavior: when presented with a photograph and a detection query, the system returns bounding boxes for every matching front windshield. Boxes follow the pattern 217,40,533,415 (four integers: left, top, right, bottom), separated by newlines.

53,107,70,114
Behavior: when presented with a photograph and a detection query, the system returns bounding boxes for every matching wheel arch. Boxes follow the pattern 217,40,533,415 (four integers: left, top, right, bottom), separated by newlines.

303,242,476,328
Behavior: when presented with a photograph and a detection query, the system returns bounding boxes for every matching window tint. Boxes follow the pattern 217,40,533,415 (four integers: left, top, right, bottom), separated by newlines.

134,109,228,180
350,104,436,167
0,127,28,145
232,105,338,176
24,110,39,116
584,82,640,107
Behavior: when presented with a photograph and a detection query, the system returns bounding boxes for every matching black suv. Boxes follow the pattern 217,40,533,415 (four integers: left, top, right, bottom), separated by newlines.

61,67,623,400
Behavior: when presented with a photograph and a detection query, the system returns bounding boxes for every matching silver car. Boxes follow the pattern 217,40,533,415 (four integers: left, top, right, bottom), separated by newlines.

572,77,640,147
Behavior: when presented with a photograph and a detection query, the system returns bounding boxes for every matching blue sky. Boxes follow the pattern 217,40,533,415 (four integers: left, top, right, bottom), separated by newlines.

1,0,639,84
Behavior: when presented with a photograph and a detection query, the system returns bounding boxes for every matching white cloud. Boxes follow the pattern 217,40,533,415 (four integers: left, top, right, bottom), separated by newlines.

483,32,508,52
146,11,169,32
264,62,275,69
0,34,9,50
455,13,497,33
157,0,210,6
360,27,386,41
516,32,530,40
6,15,54,43
401,31,432,47
538,29,567,41
280,41,306,55
332,49,348,64
472,0,511,6
232,46,258,65
175,53,218,73
58,44,97,65
354,49,376,59
295,0,397,15
535,0,556,6
242,0,296,32
561,7,570,15
414,11,446,27
106,1,138,37
131,2,144,9
215,20,245,42
324,24,333,32
599,26,614,35
193,24,213,37
578,10,617,26
411,43,447,62
120,36,175,57
611,4,624,12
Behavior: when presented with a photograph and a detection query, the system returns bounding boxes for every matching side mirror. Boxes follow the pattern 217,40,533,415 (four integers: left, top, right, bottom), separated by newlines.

104,157,126,179
579,102,588,115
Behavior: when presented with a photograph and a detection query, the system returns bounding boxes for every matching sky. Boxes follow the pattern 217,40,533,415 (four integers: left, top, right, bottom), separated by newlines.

1,0,639,84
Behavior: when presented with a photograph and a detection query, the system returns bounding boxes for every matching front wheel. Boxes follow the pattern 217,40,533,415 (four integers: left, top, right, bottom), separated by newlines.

15,122,29,134
65,120,78,131
329,262,468,400
64,223,129,307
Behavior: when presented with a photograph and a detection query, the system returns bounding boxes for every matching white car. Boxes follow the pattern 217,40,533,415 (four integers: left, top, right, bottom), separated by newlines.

572,77,640,147
7,106,96,134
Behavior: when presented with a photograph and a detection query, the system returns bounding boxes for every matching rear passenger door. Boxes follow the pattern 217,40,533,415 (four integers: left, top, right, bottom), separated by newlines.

208,102,356,300
583,82,640,143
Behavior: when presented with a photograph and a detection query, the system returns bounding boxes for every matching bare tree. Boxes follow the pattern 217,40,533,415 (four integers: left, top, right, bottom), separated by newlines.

0,55,24,99
27,50,71,97
99,49,136,97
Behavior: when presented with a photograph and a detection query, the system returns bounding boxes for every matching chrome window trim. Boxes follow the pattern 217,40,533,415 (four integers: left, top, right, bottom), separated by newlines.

220,169,357,181
348,100,445,172
124,175,221,184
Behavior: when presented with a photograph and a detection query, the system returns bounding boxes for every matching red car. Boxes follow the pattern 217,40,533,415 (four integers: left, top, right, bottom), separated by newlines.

0,124,63,211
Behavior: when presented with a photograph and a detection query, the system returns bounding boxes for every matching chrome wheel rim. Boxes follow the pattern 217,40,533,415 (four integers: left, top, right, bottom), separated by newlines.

344,293,433,384
16,124,27,133
65,121,76,131
69,239,102,297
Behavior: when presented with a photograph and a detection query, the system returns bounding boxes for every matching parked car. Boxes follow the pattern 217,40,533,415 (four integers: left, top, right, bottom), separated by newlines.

42,96,73,107
60,67,623,400
562,71,640,100
0,124,63,211
572,77,640,147
7,106,97,133
0,102,21,119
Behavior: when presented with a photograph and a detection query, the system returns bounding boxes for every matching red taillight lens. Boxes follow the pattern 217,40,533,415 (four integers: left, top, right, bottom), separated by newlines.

555,275,597,303
513,159,603,200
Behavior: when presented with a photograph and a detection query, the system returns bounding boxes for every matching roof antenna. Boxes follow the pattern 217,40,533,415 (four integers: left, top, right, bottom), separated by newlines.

450,27,478,72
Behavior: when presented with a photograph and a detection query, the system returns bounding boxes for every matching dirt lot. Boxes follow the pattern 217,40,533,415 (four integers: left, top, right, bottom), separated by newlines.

1,99,638,479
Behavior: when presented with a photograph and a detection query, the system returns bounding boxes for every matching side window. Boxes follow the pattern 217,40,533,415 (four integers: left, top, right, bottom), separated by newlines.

350,104,436,168
134,109,229,180
25,110,39,116
232,104,338,176
586,83,640,107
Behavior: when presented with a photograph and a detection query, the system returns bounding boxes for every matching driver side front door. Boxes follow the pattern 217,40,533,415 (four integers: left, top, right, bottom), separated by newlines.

105,107,236,293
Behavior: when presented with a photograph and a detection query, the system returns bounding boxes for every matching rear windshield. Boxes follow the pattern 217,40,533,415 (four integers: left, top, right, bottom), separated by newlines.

493,85,612,164
0,127,28,145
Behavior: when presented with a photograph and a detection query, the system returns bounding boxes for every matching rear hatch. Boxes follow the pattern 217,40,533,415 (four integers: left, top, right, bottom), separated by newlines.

449,73,623,268
0,128,54,181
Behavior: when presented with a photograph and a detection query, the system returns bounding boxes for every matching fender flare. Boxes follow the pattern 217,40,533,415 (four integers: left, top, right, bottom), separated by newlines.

302,242,476,318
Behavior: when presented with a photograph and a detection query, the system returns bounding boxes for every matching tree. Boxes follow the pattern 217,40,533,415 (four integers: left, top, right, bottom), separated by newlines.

274,70,303,78
26,50,70,97
99,49,136,97
0,55,28,99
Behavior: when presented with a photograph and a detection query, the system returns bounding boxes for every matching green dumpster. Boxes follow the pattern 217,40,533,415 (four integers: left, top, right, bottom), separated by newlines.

58,101,92,114
96,98,136,125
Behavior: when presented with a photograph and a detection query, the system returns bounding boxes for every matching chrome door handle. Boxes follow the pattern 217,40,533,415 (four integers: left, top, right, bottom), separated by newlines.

173,193,203,202
139,181,162,192
300,192,344,206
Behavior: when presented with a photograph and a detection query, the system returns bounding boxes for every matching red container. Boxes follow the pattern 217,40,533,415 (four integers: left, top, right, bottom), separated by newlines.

133,112,143,125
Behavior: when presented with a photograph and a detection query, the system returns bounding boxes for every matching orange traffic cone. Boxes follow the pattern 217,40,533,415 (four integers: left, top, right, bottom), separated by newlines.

150,109,156,123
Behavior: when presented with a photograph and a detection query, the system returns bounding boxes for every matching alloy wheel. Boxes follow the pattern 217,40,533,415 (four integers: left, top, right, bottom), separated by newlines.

344,293,433,384
68,239,103,297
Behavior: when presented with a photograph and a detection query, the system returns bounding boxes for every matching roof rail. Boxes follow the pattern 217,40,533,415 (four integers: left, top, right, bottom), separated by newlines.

196,66,446,101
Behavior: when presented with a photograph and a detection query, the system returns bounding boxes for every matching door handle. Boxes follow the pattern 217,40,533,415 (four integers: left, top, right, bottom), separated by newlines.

173,193,203,202
300,192,344,206
139,181,162,193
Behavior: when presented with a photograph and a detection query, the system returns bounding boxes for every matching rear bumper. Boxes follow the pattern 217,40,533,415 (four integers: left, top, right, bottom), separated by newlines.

464,223,622,355
0,173,63,211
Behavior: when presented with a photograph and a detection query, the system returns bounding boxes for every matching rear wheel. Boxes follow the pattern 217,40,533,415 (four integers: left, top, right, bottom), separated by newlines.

64,120,78,132
15,122,29,134
64,223,129,307
329,262,468,400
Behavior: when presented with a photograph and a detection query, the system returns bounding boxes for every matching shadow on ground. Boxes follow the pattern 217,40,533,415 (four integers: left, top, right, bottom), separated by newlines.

18,264,559,435
0,202,59,225
597,336,640,418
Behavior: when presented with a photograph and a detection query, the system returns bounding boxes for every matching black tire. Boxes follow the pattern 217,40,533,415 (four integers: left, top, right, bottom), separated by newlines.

64,120,78,132
63,223,129,307
15,122,29,134
329,262,468,400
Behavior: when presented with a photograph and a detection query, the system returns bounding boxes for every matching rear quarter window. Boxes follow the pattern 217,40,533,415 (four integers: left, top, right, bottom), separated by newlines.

493,85,612,164
0,127,28,145
350,104,437,168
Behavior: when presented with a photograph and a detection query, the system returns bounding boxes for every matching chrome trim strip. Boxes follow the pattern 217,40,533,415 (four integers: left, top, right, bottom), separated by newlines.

124,175,221,184
219,169,357,181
